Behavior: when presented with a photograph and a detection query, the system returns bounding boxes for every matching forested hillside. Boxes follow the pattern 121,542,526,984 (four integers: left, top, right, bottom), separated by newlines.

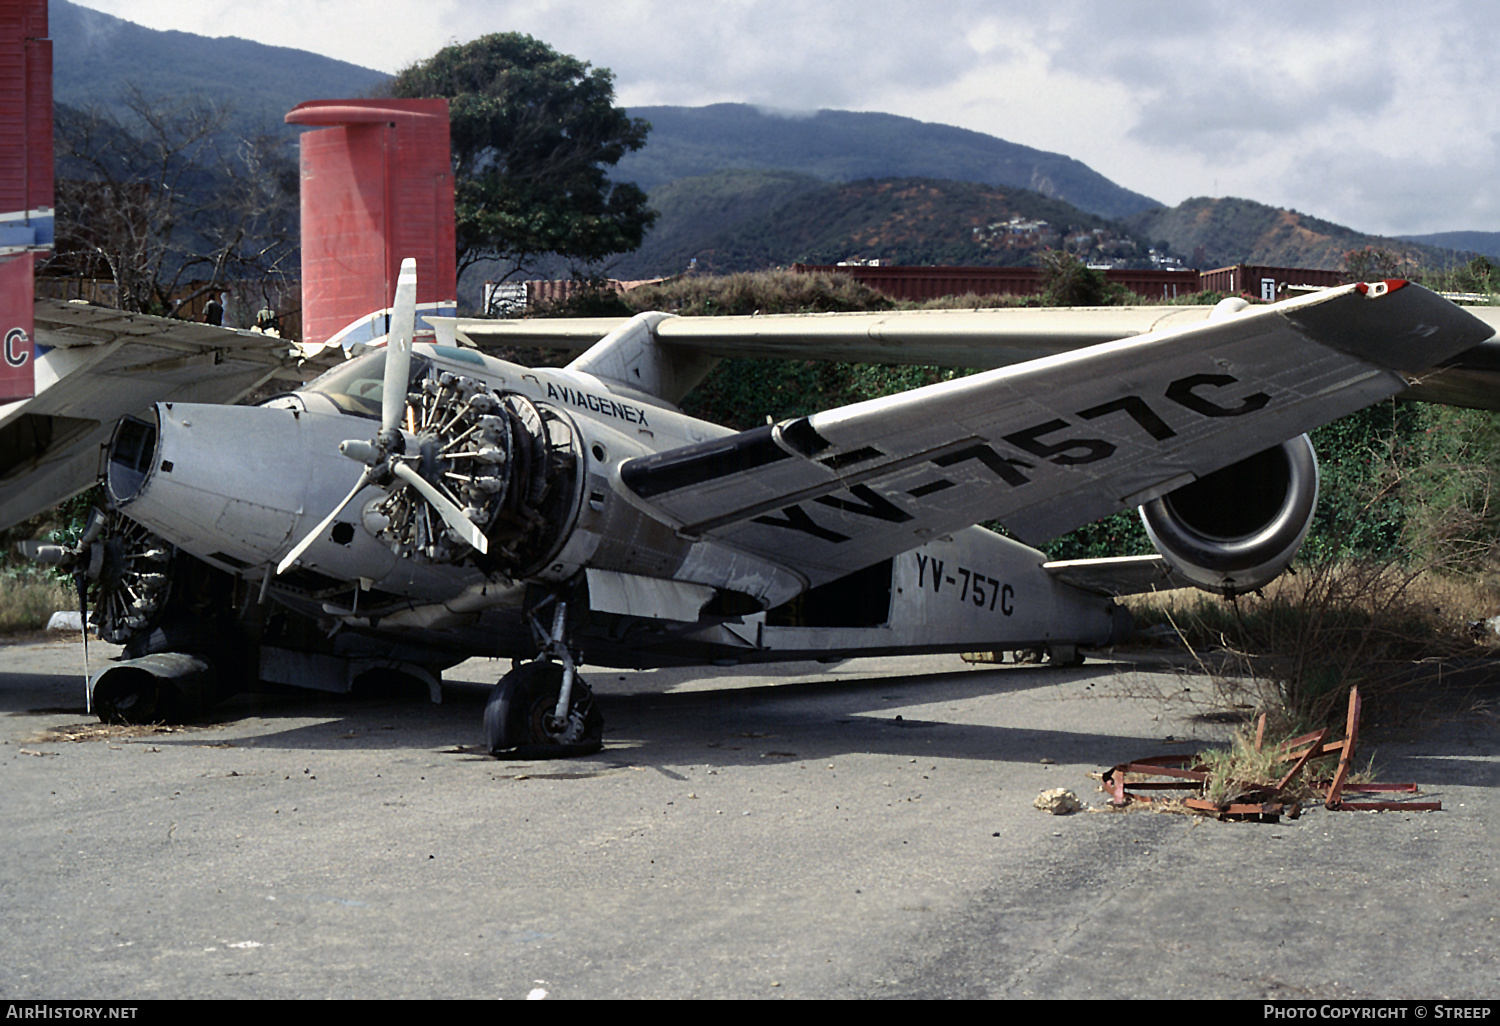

1404,230,1500,264
1127,197,1467,271
48,3,1485,290
51,0,388,136
605,172,1158,278
616,104,1162,221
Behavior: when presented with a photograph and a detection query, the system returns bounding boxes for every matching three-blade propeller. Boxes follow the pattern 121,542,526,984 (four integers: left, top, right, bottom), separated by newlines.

276,259,488,576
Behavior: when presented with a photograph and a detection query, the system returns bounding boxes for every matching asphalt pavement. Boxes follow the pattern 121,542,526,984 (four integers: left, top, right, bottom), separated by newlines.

1,635,1495,1000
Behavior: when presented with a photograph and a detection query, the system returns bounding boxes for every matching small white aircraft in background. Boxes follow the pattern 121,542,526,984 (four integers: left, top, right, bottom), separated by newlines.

5,63,1496,756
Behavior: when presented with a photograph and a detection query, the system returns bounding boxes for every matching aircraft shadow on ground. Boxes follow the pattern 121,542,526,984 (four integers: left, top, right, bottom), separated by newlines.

8,657,1495,784
37,662,1294,772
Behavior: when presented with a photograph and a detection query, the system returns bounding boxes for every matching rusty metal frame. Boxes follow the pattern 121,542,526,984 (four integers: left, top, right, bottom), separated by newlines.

1101,686,1440,819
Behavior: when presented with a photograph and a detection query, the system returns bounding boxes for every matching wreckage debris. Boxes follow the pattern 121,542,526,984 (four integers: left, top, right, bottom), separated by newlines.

1033,788,1082,815
1098,687,1440,822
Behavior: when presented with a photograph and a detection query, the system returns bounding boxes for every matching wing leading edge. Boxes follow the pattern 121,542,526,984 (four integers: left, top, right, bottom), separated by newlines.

449,300,1500,410
618,282,1493,589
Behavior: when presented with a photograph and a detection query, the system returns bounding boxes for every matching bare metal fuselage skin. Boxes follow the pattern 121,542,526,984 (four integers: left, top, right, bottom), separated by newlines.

106,342,1119,678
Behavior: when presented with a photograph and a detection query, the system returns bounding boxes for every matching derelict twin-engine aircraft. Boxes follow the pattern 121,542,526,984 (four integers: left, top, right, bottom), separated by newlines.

6,71,1499,755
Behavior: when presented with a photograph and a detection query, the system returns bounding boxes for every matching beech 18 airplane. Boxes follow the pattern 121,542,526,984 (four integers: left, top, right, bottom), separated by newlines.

7,77,1500,756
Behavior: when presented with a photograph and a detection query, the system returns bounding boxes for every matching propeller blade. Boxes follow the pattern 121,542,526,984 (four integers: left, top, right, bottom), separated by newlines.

391,461,489,555
79,507,106,546
381,258,419,438
14,539,68,564
276,470,374,575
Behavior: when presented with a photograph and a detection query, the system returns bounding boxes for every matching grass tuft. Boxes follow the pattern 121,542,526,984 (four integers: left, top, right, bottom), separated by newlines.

0,567,75,636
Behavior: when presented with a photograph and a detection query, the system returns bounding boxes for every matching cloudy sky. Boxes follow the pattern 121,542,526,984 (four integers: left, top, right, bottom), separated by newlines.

72,0,1500,237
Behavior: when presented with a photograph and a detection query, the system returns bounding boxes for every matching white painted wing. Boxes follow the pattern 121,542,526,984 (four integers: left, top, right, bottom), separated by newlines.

618,283,1493,589
449,301,1500,410
450,305,1218,367
0,301,298,531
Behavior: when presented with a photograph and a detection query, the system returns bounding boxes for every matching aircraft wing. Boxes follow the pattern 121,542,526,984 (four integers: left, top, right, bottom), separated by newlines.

0,300,300,532
451,301,1500,410
450,305,1219,368
617,283,1493,590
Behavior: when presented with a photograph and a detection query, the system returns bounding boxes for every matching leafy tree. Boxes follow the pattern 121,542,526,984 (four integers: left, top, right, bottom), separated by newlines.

390,34,656,283
1038,248,1129,305
1342,245,1402,282
1451,255,1496,294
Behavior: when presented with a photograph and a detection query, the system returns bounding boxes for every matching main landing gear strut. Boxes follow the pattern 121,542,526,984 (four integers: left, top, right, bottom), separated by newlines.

483,596,602,759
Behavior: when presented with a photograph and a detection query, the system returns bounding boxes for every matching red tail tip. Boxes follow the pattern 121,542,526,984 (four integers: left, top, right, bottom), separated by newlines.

1354,280,1409,296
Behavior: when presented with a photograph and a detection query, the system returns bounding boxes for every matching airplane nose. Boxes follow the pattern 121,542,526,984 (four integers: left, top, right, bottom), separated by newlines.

105,412,158,506
104,401,386,573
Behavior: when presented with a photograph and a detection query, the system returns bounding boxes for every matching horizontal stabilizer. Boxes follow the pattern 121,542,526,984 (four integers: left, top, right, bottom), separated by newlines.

1042,554,1189,597
0,300,296,532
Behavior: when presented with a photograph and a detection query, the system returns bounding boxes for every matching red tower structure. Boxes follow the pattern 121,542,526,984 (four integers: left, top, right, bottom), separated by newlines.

0,0,53,402
285,99,456,348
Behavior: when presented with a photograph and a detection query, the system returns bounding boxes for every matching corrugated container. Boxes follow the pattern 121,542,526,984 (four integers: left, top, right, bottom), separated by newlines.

796,263,1200,302
1199,264,1345,300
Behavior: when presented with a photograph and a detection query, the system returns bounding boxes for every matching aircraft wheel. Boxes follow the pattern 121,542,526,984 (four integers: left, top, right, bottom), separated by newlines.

484,661,602,759
1047,645,1085,668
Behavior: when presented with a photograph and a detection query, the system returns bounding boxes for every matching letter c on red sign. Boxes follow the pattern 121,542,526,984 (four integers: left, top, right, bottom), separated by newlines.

4,327,30,368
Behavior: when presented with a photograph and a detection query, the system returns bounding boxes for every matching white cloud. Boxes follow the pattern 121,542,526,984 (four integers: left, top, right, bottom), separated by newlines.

65,0,1500,235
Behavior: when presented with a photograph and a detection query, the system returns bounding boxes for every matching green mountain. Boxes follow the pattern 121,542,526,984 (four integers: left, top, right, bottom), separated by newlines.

605,171,1154,279
1126,197,1467,272
46,4,1482,289
1402,231,1500,263
51,0,388,135
618,104,1162,222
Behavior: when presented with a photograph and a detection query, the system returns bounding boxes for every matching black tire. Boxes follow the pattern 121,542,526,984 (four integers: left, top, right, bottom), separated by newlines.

93,667,165,724
484,661,603,759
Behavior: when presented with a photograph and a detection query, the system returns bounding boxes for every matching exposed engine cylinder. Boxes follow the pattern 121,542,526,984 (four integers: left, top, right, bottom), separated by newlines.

370,372,581,574
1139,435,1319,596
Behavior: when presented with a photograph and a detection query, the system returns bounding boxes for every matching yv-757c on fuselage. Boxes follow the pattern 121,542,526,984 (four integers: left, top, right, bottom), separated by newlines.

86,260,1495,757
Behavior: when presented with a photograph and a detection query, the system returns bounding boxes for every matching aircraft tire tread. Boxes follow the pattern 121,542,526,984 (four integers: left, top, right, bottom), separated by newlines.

484,660,603,759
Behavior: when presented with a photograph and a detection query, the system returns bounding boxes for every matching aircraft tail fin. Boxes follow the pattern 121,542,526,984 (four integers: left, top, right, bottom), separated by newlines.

285,99,457,350
564,312,720,405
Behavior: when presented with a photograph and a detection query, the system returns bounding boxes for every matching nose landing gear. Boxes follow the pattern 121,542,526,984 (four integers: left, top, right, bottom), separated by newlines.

483,596,602,758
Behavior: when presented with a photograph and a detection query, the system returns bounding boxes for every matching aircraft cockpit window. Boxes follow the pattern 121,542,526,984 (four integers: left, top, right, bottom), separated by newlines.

300,350,434,419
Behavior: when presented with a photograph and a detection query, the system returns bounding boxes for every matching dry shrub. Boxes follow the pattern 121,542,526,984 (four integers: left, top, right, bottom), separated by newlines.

624,269,895,316
0,568,75,636
1125,454,1500,737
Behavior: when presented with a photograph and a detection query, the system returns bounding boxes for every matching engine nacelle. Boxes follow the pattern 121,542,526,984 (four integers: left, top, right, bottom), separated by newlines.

1139,435,1319,596
91,652,222,724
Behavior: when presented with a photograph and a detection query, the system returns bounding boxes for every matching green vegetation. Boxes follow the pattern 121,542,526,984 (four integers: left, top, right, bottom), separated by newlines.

0,567,74,636
1123,400,1500,734
628,268,896,317
0,490,100,636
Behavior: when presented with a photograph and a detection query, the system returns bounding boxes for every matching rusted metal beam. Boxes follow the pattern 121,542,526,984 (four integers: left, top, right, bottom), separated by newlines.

1098,686,1442,819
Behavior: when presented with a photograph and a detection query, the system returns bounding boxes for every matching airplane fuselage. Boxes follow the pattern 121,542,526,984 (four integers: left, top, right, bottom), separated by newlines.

103,341,1120,678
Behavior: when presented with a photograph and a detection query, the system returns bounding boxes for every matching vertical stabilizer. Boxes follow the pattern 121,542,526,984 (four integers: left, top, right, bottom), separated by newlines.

285,99,456,348
0,0,52,402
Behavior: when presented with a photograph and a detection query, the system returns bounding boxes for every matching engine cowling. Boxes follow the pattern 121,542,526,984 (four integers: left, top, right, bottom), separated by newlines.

1139,435,1319,596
